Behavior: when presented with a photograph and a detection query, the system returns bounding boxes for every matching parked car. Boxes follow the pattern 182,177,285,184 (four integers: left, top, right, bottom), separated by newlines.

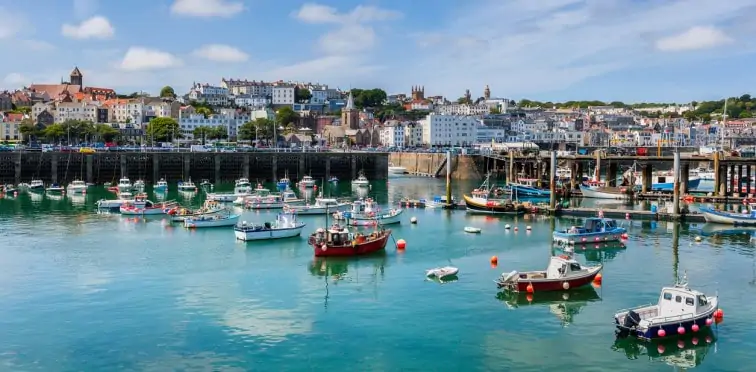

79,147,96,154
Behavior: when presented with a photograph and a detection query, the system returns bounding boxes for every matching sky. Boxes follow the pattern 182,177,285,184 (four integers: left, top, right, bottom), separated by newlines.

1,0,756,103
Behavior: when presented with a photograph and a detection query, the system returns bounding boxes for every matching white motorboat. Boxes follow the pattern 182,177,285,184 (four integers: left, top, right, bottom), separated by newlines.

286,197,351,215
234,212,306,241
614,274,719,341
700,202,756,225
426,266,459,279
426,195,456,208
45,183,65,193
281,189,304,204
234,178,252,194
579,184,632,199
168,200,227,222
184,213,240,228
200,179,213,189
29,179,44,192
464,227,481,233
66,180,88,194
133,179,146,191
334,198,403,226
177,179,197,191
299,175,316,188
388,163,407,176
208,192,247,202
96,192,144,210
244,193,284,209
117,177,132,192
351,171,370,187
154,178,169,192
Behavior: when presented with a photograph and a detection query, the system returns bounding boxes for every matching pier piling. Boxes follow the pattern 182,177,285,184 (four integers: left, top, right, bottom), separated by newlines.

673,151,680,215
86,155,93,184
51,154,58,183
550,151,556,209
446,151,452,207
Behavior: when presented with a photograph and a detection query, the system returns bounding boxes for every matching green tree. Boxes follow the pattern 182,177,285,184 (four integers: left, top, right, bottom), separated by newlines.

146,117,180,143
209,126,228,140
193,126,212,144
350,88,387,109
196,107,212,118
739,111,752,118
489,107,501,114
375,102,406,121
295,88,312,103
190,100,214,112
276,106,299,126
43,124,66,142
283,123,296,135
238,121,256,142
94,124,120,142
160,86,176,98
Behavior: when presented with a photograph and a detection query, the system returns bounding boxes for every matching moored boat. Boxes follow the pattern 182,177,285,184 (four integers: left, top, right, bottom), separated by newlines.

426,266,459,279
328,176,339,183
168,200,226,222
463,173,527,215
154,178,169,192
184,212,240,228
177,179,197,191
553,217,627,245
298,175,316,188
96,192,144,210
351,171,369,187
388,163,407,176
133,179,146,192
29,179,44,192
635,171,702,191
614,274,720,341
66,180,88,194
464,226,481,233
579,183,632,199
200,179,213,189
495,253,602,292
117,177,132,192
426,195,456,208
234,178,252,194
234,212,306,241
45,183,65,194
277,171,291,190
308,224,392,257
286,197,350,215
506,179,550,198
244,190,284,210
119,196,176,215
700,203,756,225
334,198,403,226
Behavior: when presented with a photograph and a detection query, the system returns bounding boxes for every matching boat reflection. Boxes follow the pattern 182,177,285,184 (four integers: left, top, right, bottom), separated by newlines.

552,241,627,264
496,287,601,326
698,224,756,244
612,331,717,369
309,255,387,309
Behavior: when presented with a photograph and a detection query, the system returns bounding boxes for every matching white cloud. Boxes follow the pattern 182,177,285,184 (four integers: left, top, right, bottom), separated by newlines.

171,0,244,17
0,7,26,39
294,3,402,24
61,16,114,39
3,73,26,86
318,24,375,55
408,0,756,98
119,47,181,71
655,26,733,52
192,44,249,62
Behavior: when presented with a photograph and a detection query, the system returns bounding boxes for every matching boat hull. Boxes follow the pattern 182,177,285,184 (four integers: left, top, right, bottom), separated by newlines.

184,215,240,228
311,231,391,257
343,210,403,226
463,195,526,215
507,184,550,198
579,185,629,199
120,208,168,215
553,228,627,245
499,266,602,292
234,224,306,241
700,208,756,225
615,304,718,341
246,202,285,209
289,203,350,215
67,186,87,194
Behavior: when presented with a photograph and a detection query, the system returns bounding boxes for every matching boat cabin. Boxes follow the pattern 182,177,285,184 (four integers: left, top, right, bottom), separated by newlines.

567,218,618,234
656,285,711,319
545,255,587,279
314,225,352,245
350,199,377,214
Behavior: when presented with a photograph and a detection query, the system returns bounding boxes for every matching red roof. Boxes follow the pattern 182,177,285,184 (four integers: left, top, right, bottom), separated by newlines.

3,113,24,122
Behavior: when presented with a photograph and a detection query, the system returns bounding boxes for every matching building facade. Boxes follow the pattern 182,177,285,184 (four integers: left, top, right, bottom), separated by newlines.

420,113,478,147
272,85,295,105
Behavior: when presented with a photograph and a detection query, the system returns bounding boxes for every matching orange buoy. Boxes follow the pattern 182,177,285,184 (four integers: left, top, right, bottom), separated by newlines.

396,239,406,249
714,308,724,319
526,293,533,303
593,273,603,284
526,283,534,293
490,256,498,264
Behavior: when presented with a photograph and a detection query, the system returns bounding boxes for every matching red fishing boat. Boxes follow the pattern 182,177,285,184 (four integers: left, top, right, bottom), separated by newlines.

495,253,602,292
308,224,392,257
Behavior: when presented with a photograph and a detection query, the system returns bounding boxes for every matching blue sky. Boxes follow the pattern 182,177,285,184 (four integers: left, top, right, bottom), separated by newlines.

1,0,755,103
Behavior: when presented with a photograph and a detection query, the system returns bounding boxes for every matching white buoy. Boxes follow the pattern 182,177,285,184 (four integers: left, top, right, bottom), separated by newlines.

695,236,702,242
526,226,532,231
505,224,511,229
410,216,418,224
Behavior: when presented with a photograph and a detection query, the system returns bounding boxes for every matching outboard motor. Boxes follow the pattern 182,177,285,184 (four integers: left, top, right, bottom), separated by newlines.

616,310,641,338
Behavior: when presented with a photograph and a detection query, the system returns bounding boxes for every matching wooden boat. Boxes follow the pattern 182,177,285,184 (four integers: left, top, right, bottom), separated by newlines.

700,203,756,225
553,217,627,245
184,212,240,228
334,198,403,226
233,212,306,241
495,253,602,292
286,197,350,215
309,224,392,257
614,274,719,341
464,226,481,233
463,173,526,215
426,266,459,279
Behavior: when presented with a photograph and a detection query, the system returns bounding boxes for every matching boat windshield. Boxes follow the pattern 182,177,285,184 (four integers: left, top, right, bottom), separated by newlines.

605,220,616,229
697,295,708,306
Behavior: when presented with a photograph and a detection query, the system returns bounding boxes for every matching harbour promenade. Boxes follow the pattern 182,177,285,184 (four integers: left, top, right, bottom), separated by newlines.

0,151,389,185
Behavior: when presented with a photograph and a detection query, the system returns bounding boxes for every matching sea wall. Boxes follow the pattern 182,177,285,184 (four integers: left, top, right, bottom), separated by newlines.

388,153,484,180
0,151,389,185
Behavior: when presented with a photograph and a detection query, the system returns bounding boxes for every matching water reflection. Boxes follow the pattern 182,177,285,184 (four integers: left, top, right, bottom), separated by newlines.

496,287,601,327
612,331,717,369
308,255,387,309
552,241,627,264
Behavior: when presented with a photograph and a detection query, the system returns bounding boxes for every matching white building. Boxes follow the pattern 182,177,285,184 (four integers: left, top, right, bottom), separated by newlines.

379,121,405,147
143,99,174,119
420,113,478,147
54,102,99,123
110,100,144,125
188,83,229,106
435,103,490,116
234,95,270,108
272,85,295,105
221,79,273,97
476,124,510,143
179,113,233,139
310,89,328,104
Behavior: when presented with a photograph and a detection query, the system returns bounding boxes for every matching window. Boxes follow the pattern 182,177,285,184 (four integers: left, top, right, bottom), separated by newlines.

685,297,695,306
663,292,672,300
675,295,682,303
698,295,708,306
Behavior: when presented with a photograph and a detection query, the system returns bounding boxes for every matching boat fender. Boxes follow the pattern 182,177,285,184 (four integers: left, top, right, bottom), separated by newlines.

321,244,327,252
562,282,570,290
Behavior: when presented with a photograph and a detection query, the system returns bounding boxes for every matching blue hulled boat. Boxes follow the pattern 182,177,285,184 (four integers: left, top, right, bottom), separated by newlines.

553,217,626,245
700,203,756,225
507,179,550,198
614,275,720,341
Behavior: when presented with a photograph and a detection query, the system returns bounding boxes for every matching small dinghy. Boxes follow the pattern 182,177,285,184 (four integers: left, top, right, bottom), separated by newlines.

426,266,459,280
464,226,481,233
614,273,720,341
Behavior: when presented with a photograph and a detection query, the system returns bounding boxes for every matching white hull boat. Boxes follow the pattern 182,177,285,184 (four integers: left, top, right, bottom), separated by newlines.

133,180,146,191
700,203,756,225
299,176,316,188
464,227,481,233
45,184,65,193
426,266,459,279
352,171,370,187
388,163,407,176
579,185,630,199
29,180,44,192
117,178,132,192
208,192,247,202
286,198,351,215
177,180,197,191
184,214,240,228
234,213,306,241
67,180,88,194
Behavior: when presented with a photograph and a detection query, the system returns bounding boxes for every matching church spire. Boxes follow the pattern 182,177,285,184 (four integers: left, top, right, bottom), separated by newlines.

346,90,355,110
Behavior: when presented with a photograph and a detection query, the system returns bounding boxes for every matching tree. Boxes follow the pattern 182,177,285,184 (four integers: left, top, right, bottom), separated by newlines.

193,126,213,144
457,97,472,105
489,107,502,114
146,117,180,143
43,124,66,142
196,107,212,118
276,106,299,126
209,126,228,140
739,111,752,118
160,86,176,98
284,123,296,135
94,124,120,142
238,121,256,142
295,88,312,103
350,88,387,109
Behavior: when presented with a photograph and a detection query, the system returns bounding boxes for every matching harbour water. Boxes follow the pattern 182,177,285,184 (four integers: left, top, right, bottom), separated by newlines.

0,178,753,371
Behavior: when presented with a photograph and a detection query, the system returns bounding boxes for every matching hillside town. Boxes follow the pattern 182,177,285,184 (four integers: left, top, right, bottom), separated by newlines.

1,67,755,151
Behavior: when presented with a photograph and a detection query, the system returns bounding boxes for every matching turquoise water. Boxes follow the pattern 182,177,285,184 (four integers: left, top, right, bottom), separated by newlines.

0,178,753,371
